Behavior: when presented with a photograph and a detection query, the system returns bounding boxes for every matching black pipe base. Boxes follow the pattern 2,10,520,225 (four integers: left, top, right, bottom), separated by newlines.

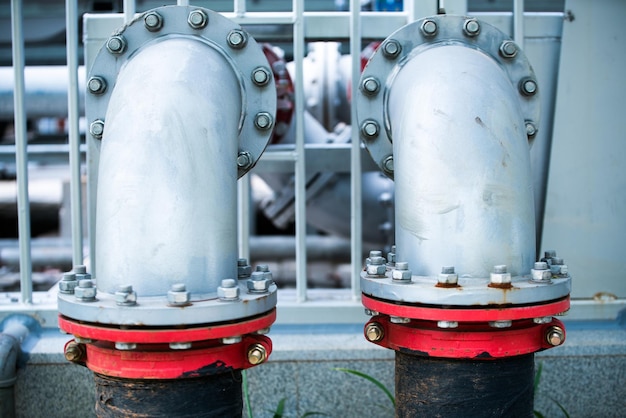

395,351,534,418
94,371,243,418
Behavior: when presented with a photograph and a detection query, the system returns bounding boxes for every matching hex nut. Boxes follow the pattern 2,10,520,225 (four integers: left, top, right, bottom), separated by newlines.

254,112,273,130
546,325,565,346
115,285,137,306
64,341,85,362
247,278,271,293
520,78,538,96
188,10,208,29
167,284,191,305
247,343,267,365
115,342,137,350
144,11,163,32
421,20,438,37
74,279,96,301
87,76,107,95
227,29,248,49
222,336,242,345
392,262,412,282
525,121,537,137
238,258,252,278
237,151,253,169
170,342,192,350
499,40,518,58
463,19,480,37
361,77,380,95
59,272,78,294
437,321,458,329
489,320,512,328
531,262,552,282
106,35,126,54
382,39,401,59
89,120,105,139
389,316,410,324
365,323,384,342
360,120,379,139
438,266,458,285
382,156,394,174
490,265,511,285
252,67,271,86
218,279,240,300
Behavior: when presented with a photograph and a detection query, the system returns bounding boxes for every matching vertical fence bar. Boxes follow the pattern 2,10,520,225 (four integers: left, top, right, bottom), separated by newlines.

513,0,525,47
66,0,84,267
11,0,33,304
292,0,307,303
123,0,135,23
238,176,251,262
349,0,362,300
177,0,190,6
234,0,246,16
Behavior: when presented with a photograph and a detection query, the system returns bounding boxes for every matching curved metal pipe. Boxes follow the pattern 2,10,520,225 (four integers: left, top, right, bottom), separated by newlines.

389,44,535,277
96,37,241,298
0,315,40,418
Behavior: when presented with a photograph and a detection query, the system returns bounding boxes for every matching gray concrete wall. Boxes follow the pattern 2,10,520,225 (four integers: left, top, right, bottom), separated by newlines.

13,321,626,418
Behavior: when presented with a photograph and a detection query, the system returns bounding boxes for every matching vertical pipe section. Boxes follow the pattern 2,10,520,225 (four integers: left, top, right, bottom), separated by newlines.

388,45,535,278
395,352,534,418
10,0,32,304
514,0,525,47
349,0,363,300
66,0,84,266
293,0,308,303
95,39,241,297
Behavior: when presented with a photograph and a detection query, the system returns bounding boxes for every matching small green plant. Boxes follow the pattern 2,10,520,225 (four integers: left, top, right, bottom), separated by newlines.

533,362,571,418
242,370,328,418
334,367,395,414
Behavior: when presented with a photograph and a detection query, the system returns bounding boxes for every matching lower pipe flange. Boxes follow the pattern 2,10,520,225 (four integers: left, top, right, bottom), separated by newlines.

364,315,566,359
59,308,276,379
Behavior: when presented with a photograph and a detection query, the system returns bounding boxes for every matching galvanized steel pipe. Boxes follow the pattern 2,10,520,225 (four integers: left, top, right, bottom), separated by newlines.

356,15,571,417
58,6,277,417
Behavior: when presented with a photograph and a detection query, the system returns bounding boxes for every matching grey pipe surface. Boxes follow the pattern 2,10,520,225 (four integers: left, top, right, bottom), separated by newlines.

95,37,241,298
390,44,535,278
0,315,41,418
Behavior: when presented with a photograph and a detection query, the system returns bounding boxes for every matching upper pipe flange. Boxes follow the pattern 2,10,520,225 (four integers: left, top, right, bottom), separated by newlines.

355,15,541,179
360,249,571,307
85,5,276,179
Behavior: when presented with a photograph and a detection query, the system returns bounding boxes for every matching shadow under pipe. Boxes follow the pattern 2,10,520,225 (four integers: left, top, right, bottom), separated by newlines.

57,6,277,417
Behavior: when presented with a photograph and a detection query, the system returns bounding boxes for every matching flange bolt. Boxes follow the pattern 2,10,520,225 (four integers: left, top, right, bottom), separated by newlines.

382,39,401,59
188,10,208,29
227,29,248,49
254,112,274,131
252,67,271,86
247,343,267,365
546,325,565,346
365,322,384,342
362,77,380,96
421,19,438,37
499,40,518,58
525,121,538,137
237,151,253,169
64,341,85,362
89,120,105,139
520,78,538,96
106,35,126,54
360,120,379,139
463,19,481,37
144,11,163,32
382,156,394,175
87,76,107,95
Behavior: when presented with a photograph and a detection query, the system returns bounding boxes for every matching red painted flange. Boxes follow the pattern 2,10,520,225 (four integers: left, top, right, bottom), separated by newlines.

60,309,276,379
83,335,272,379
58,308,276,344
364,315,566,359
362,294,569,322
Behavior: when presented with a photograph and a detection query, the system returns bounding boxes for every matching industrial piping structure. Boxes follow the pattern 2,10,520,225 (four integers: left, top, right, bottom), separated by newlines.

56,6,277,416
356,15,571,416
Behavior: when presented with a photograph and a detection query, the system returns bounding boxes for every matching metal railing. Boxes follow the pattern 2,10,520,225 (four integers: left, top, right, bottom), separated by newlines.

2,0,623,327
